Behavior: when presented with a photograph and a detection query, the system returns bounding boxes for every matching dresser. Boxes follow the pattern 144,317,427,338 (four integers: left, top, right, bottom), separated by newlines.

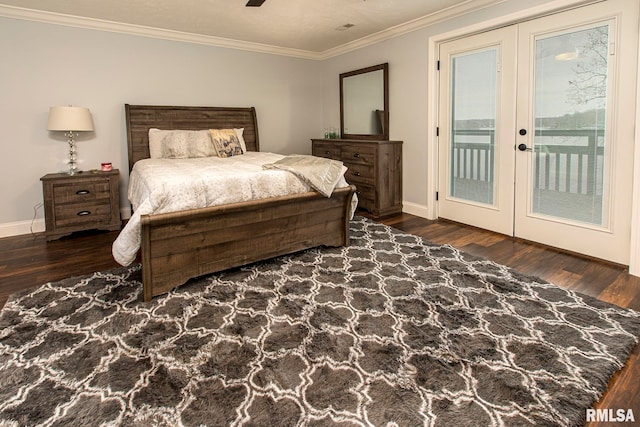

312,139,402,218
41,170,121,241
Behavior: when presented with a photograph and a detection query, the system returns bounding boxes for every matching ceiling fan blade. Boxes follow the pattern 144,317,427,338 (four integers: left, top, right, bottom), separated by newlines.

246,0,266,6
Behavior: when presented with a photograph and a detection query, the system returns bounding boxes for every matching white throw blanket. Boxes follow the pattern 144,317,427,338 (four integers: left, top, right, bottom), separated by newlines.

262,155,346,197
112,152,357,266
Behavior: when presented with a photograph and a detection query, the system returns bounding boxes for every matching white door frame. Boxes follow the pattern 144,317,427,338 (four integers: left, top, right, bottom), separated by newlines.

426,0,640,274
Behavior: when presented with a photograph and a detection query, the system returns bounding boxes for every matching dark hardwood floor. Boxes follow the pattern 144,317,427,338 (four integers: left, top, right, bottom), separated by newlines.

0,212,638,425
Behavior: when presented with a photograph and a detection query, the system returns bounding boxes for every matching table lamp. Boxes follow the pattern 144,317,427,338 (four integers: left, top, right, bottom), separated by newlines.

47,106,94,175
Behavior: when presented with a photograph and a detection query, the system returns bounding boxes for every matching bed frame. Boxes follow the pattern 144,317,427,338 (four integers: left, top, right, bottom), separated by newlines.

125,104,356,301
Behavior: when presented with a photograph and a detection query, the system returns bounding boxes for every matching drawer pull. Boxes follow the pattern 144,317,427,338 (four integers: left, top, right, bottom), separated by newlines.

325,151,331,155
76,190,91,195
352,172,361,177
77,210,91,216
353,153,361,158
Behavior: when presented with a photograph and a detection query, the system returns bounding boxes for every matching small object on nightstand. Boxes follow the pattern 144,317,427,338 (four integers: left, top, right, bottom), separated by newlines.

101,162,112,171
40,169,121,241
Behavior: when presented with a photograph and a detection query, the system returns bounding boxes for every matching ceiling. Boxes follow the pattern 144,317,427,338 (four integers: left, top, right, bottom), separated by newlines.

0,0,502,57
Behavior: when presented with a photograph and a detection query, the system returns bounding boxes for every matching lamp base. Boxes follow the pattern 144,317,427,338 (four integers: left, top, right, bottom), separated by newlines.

66,132,78,175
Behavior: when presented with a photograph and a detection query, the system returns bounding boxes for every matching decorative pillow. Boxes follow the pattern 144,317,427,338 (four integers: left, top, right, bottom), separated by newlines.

210,129,243,158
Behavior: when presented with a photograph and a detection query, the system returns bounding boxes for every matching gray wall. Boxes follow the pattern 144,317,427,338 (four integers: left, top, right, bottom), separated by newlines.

0,17,322,234
0,0,623,236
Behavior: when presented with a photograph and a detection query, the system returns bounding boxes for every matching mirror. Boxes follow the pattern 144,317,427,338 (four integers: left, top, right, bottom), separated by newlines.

340,63,389,140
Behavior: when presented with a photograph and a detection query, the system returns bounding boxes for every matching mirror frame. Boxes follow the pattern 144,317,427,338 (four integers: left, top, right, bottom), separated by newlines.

340,62,389,140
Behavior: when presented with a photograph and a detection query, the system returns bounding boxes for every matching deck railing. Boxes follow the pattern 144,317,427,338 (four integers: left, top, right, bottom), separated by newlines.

451,129,605,196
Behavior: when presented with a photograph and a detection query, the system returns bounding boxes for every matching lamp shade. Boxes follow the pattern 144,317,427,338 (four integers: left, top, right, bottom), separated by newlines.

47,106,94,132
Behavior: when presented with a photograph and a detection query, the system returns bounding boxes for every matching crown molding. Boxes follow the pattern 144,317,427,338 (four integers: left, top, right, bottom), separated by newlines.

318,0,506,59
0,4,319,59
0,0,507,61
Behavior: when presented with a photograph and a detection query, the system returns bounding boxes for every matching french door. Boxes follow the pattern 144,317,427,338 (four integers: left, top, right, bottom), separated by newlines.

437,0,638,264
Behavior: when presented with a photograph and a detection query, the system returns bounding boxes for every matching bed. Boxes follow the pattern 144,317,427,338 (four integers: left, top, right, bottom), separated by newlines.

119,104,356,301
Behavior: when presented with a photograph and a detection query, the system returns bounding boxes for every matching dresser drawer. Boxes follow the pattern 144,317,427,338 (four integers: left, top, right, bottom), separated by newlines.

340,144,376,166
54,201,113,228
53,181,111,204
312,142,342,160
344,163,374,185
354,184,375,212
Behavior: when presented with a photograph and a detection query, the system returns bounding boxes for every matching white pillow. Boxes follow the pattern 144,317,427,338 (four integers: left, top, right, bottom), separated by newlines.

234,128,247,153
148,129,217,159
148,128,165,159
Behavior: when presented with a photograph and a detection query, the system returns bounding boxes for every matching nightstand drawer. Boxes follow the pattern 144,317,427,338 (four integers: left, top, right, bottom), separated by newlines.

53,181,111,203
54,201,113,227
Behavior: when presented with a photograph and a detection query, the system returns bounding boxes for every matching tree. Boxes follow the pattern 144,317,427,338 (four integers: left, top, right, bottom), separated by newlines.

567,25,609,107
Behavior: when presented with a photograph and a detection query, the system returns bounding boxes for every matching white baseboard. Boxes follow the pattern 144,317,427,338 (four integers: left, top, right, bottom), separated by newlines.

402,201,434,220
0,218,45,238
0,207,130,239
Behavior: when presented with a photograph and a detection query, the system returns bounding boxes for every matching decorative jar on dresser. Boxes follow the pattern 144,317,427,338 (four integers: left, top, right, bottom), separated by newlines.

40,170,121,241
312,139,402,218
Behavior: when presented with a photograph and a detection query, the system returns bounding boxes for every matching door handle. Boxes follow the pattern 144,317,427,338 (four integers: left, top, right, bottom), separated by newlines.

517,143,532,152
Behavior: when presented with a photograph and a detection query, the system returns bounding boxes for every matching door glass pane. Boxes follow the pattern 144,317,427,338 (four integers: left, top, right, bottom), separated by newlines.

532,24,610,226
450,48,497,205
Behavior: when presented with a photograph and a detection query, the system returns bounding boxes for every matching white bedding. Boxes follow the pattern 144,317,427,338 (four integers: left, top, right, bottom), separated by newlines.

112,152,357,266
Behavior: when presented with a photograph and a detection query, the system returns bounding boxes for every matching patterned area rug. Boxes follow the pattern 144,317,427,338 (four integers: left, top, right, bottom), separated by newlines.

1,217,639,426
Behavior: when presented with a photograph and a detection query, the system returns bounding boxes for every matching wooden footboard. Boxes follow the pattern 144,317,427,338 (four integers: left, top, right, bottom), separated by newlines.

140,185,355,301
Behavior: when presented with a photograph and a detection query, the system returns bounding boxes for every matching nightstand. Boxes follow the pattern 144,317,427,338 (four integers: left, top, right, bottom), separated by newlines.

40,170,121,241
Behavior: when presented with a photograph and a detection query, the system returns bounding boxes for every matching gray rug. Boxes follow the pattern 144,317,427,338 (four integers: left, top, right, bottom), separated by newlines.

1,217,639,426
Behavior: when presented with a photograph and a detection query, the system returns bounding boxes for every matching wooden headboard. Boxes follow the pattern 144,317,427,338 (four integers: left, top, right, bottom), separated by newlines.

125,104,260,172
